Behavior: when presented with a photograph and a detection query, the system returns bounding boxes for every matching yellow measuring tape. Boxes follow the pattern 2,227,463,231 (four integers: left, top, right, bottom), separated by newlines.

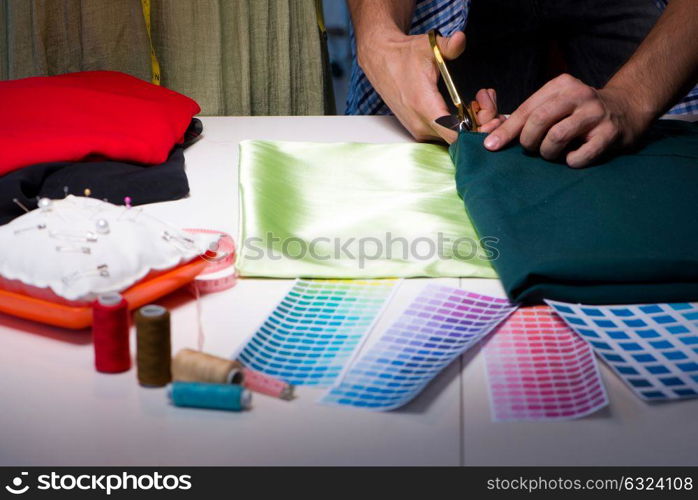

140,0,161,85
314,0,327,35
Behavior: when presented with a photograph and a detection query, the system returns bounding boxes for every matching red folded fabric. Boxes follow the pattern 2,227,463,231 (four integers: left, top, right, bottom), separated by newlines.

0,71,200,175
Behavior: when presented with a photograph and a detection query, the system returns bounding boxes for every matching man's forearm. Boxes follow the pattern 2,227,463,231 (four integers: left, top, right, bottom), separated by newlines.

605,0,698,124
347,0,416,53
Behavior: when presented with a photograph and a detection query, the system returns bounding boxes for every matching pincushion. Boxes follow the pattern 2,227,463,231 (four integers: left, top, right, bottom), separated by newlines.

0,196,215,303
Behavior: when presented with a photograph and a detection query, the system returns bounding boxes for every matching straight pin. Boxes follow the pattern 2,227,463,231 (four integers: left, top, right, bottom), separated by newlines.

55,245,91,254
12,198,30,213
61,264,110,286
14,223,47,234
50,230,98,243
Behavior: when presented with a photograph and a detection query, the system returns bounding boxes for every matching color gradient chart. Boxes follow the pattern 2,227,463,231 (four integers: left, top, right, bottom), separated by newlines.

236,279,396,386
547,301,698,400
484,307,608,421
320,285,517,410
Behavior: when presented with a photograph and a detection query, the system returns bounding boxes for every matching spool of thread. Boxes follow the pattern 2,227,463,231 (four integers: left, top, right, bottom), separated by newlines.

92,293,131,373
172,349,244,384
135,304,172,387
169,382,251,412
242,368,295,400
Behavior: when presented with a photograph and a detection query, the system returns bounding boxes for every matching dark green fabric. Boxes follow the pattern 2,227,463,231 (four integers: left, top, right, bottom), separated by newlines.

451,120,698,305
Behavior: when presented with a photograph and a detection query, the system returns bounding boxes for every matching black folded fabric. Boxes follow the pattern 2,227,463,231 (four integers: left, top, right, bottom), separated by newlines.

451,119,698,305
0,146,189,225
0,117,203,225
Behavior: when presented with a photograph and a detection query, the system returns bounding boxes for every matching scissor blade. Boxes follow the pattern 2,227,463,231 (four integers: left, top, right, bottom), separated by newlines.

435,114,462,131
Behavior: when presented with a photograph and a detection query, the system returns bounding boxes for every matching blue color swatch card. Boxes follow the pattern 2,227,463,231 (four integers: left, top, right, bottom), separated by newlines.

547,300,698,400
236,279,397,386
320,285,518,410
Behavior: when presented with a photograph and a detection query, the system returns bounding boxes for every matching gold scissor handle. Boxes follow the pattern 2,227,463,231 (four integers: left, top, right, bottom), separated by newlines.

428,29,479,132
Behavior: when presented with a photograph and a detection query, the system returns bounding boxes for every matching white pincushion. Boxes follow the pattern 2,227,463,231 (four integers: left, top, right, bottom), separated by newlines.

0,196,215,302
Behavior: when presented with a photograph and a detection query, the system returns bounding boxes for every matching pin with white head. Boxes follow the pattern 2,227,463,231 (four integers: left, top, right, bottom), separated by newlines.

95,219,110,235
37,197,52,212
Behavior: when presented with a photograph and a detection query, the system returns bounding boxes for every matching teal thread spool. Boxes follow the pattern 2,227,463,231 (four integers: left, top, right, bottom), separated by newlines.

169,382,252,412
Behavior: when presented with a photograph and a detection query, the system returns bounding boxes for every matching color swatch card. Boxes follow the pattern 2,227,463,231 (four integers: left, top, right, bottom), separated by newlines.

320,285,517,410
547,301,698,400
236,279,396,386
484,307,608,421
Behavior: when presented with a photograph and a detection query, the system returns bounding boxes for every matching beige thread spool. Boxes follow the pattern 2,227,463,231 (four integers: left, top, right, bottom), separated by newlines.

172,348,244,384
135,304,171,387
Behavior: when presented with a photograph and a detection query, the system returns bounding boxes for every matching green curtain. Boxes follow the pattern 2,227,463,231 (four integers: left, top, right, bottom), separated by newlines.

0,0,332,115
0,0,151,81
0,2,6,81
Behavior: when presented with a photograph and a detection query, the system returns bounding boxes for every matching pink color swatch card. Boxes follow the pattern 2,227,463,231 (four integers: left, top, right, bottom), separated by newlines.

484,306,608,421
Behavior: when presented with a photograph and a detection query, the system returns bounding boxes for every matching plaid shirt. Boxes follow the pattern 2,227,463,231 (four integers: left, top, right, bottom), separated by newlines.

346,0,697,115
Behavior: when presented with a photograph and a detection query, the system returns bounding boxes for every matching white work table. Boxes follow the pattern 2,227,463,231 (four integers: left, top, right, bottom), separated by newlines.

1,116,696,466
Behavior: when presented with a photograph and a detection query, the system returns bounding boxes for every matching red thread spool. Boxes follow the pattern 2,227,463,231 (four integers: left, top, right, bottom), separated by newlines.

92,293,131,373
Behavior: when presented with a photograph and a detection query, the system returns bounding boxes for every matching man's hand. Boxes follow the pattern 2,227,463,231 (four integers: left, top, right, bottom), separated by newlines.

357,30,467,142
358,31,503,143
349,0,502,143
473,88,505,134
482,0,698,168
483,74,646,167
350,0,695,159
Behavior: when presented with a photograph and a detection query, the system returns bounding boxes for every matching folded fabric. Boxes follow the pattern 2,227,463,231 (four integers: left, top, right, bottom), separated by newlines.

0,146,189,226
237,140,497,278
0,71,200,175
451,119,698,305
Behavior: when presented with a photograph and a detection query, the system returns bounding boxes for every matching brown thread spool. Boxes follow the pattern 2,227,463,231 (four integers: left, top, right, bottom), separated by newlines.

135,304,171,387
172,348,244,384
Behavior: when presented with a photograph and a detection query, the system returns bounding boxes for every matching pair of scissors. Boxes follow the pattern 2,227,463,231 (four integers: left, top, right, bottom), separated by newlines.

428,29,480,133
